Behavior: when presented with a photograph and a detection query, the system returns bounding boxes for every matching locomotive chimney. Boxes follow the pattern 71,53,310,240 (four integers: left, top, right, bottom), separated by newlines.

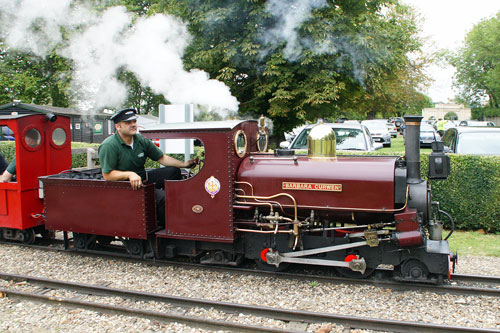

404,115,423,184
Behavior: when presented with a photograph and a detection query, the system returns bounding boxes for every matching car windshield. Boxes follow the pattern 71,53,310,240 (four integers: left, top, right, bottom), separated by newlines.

291,128,367,150
457,132,500,155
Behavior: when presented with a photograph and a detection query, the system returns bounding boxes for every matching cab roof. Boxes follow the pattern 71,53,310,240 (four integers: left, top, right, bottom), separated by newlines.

140,119,256,132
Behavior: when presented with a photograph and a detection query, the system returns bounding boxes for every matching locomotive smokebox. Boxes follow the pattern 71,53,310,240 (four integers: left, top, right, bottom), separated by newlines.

404,115,423,184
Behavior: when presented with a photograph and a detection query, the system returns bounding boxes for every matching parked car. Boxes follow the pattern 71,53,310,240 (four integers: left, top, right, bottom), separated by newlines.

442,127,500,155
419,123,440,148
280,123,382,151
459,120,495,127
361,120,392,147
389,117,405,133
385,120,398,138
283,124,307,142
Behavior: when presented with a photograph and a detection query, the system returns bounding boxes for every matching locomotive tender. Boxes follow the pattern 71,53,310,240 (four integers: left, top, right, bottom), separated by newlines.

0,113,455,283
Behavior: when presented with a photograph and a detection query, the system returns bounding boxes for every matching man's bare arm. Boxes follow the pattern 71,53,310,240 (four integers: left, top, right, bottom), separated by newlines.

102,170,142,190
157,155,197,168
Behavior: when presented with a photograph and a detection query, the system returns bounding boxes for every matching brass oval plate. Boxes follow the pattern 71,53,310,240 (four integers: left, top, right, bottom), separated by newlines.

192,205,204,214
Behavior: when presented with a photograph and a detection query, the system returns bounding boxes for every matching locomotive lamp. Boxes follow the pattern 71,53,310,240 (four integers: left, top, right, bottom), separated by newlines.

428,141,451,180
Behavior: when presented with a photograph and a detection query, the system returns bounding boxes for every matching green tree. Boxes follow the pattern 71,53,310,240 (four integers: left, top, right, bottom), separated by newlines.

150,0,429,136
117,69,167,116
449,12,500,109
0,43,72,106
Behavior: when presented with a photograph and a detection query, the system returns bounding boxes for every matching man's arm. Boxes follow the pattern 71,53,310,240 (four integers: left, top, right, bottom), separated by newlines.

0,170,14,182
102,170,143,190
0,158,16,182
157,155,197,168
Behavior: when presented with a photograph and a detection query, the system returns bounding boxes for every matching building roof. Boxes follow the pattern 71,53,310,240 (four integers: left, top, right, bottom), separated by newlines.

0,102,110,118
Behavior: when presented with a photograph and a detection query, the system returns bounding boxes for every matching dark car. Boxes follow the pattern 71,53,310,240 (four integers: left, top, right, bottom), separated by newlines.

389,117,405,132
419,123,440,148
280,123,382,151
442,127,500,155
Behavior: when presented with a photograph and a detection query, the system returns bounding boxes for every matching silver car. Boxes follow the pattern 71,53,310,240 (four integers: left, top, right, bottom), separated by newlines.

420,123,441,148
459,120,495,127
443,127,500,155
280,123,382,151
361,120,392,147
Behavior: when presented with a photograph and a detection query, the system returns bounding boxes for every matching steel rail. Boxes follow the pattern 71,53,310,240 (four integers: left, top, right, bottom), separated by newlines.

452,273,500,284
1,272,499,333
1,240,500,298
0,289,290,333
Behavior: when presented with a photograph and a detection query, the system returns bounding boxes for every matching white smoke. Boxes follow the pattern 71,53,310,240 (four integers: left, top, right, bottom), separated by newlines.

261,0,375,86
0,0,239,113
261,0,327,60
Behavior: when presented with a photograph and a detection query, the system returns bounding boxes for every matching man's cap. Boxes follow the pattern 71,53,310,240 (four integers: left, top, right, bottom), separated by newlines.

110,108,138,123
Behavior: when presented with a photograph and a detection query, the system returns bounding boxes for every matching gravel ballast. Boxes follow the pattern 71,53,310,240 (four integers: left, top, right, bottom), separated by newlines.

0,243,499,332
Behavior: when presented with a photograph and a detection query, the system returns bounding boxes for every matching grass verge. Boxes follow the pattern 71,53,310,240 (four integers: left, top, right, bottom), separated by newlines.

448,230,500,257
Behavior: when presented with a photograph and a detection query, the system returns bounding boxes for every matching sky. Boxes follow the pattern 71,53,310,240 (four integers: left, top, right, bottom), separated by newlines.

402,0,500,103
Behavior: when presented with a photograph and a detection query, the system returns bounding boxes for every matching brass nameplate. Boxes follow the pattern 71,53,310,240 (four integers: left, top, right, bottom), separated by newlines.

282,182,342,192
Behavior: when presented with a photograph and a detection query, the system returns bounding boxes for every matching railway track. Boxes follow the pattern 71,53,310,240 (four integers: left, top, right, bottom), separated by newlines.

1,239,500,299
0,272,498,333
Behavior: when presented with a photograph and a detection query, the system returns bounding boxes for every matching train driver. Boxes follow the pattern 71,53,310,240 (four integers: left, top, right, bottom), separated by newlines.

98,108,197,226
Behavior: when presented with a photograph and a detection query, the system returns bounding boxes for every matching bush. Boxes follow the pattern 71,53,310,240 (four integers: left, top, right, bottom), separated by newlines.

428,154,500,233
353,151,500,232
71,142,100,168
0,142,16,163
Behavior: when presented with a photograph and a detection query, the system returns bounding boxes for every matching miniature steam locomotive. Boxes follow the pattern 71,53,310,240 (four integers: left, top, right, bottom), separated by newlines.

0,112,455,283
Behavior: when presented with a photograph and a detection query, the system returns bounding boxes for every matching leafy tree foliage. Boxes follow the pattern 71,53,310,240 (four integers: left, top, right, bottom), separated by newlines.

0,42,72,106
0,0,429,130
117,69,167,116
150,0,429,135
449,12,500,109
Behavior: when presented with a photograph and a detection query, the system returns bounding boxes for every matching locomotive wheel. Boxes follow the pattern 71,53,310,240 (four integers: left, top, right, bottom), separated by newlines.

336,267,375,279
255,258,290,272
73,233,96,250
124,239,144,258
20,229,35,245
254,248,289,272
73,233,86,249
399,259,429,279
336,254,374,279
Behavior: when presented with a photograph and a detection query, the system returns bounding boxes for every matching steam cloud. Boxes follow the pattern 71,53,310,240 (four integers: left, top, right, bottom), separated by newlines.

261,0,327,60
0,0,239,113
261,0,377,86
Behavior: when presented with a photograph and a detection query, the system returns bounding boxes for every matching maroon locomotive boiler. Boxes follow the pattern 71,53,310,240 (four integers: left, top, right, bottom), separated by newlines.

37,115,454,283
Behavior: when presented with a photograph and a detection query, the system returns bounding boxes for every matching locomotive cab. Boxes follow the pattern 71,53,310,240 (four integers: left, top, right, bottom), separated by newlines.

140,120,265,258
0,114,71,243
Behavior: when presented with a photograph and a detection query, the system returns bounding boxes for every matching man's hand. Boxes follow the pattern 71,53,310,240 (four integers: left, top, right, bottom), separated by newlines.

185,158,199,169
128,171,143,190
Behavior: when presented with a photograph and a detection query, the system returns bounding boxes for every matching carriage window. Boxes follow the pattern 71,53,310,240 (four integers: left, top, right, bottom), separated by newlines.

234,130,247,158
25,128,41,148
52,127,67,146
0,126,14,141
